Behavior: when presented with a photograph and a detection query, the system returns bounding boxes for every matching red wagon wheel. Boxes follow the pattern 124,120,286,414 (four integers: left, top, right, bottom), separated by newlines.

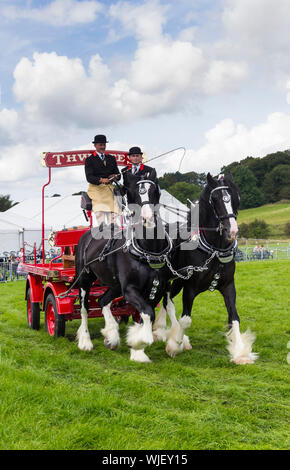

44,293,65,338
26,288,40,330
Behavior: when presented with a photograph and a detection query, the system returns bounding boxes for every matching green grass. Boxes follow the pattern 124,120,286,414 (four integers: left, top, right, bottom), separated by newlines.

0,261,289,450
238,202,290,238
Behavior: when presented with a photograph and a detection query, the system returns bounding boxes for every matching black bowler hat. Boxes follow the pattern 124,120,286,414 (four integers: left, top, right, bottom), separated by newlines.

128,146,143,155
92,134,108,144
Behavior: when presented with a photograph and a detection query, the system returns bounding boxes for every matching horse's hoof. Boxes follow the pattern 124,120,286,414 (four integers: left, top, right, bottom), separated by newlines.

233,356,255,365
130,348,152,363
78,341,94,351
165,339,184,358
183,335,192,350
104,338,118,350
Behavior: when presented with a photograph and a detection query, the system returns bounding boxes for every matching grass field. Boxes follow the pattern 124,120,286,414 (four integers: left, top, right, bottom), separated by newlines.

237,201,290,238
0,260,289,450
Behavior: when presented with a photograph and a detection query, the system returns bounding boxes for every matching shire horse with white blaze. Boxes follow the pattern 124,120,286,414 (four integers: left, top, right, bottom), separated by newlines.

75,171,170,363
154,173,258,365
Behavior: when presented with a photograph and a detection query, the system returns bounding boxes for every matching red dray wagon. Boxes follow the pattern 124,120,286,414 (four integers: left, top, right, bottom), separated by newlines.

23,149,140,337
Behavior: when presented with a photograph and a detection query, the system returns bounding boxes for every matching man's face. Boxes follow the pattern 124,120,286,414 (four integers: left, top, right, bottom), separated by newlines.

94,142,106,153
129,153,142,165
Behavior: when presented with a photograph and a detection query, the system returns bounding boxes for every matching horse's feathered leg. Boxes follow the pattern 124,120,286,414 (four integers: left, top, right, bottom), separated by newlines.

77,284,94,351
152,302,167,342
164,292,192,357
153,284,171,342
221,282,258,364
124,285,154,363
98,285,122,350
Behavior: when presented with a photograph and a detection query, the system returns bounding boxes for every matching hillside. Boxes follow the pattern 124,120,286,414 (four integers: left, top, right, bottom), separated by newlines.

237,201,290,238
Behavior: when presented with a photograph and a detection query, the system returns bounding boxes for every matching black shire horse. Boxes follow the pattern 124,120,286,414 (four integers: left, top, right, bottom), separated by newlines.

153,173,258,364
75,172,171,363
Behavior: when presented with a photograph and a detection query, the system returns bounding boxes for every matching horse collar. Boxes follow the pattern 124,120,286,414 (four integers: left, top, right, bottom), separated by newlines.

198,231,237,263
129,231,173,269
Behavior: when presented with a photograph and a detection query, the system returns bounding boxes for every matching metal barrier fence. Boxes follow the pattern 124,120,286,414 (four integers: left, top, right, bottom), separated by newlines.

236,238,290,262
0,261,28,282
1,239,289,282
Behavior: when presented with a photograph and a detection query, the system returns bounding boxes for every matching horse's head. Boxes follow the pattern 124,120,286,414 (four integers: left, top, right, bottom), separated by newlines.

125,171,161,228
205,173,240,242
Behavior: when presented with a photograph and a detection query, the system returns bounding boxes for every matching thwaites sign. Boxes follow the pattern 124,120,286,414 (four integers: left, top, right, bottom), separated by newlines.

41,150,130,168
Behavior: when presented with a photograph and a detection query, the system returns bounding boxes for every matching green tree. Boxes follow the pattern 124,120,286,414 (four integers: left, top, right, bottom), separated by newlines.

284,222,290,237
262,164,290,203
0,194,15,212
231,166,263,209
238,223,249,238
167,182,201,205
247,219,270,238
158,172,184,190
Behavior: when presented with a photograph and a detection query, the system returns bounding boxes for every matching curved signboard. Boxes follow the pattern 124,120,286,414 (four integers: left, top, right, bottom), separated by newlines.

41,150,130,168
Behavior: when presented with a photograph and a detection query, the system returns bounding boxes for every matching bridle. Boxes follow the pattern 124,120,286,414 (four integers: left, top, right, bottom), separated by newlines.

136,179,158,206
208,185,238,224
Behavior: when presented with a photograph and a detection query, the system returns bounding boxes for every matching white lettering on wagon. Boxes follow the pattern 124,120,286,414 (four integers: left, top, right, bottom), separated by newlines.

77,153,89,161
51,153,89,165
49,152,127,167
115,154,126,163
51,154,65,165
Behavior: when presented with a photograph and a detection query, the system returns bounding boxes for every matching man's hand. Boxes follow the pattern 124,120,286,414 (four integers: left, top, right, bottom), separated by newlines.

100,178,110,184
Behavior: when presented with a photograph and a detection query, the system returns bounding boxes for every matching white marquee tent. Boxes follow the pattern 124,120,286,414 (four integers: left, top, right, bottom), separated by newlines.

0,191,188,254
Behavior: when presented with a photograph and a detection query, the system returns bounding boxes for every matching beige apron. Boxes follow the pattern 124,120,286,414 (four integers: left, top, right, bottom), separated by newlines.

87,183,121,214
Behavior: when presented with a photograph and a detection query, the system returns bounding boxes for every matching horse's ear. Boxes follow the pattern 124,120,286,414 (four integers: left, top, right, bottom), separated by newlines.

207,173,216,186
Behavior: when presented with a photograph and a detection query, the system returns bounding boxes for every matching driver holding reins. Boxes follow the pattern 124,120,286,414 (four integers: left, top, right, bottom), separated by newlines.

85,134,121,226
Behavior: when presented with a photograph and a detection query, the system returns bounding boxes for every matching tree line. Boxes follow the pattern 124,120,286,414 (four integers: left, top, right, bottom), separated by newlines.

159,149,290,209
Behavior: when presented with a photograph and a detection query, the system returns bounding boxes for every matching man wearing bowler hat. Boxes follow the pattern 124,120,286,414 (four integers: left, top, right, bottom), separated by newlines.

122,146,158,190
85,134,121,226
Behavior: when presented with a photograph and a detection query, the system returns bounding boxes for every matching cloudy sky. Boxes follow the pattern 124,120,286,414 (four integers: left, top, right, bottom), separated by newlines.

1,0,290,202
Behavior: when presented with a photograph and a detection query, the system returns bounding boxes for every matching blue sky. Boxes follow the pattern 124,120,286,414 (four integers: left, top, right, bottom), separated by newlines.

0,0,290,201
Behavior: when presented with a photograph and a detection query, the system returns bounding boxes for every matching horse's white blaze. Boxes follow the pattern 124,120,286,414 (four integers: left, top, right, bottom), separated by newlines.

101,302,120,349
223,192,238,238
77,288,94,351
226,320,258,364
141,204,153,221
127,313,154,351
153,305,167,342
140,183,154,222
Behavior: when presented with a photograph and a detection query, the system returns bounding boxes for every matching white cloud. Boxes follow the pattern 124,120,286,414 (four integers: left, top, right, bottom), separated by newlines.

222,0,290,60
0,144,41,182
1,0,103,26
13,52,114,127
180,112,290,175
286,81,290,105
130,40,206,94
109,0,168,43
0,108,18,143
11,35,249,127
178,26,197,43
203,60,249,94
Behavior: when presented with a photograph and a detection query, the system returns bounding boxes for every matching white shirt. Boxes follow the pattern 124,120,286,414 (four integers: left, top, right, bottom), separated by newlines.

132,164,140,174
